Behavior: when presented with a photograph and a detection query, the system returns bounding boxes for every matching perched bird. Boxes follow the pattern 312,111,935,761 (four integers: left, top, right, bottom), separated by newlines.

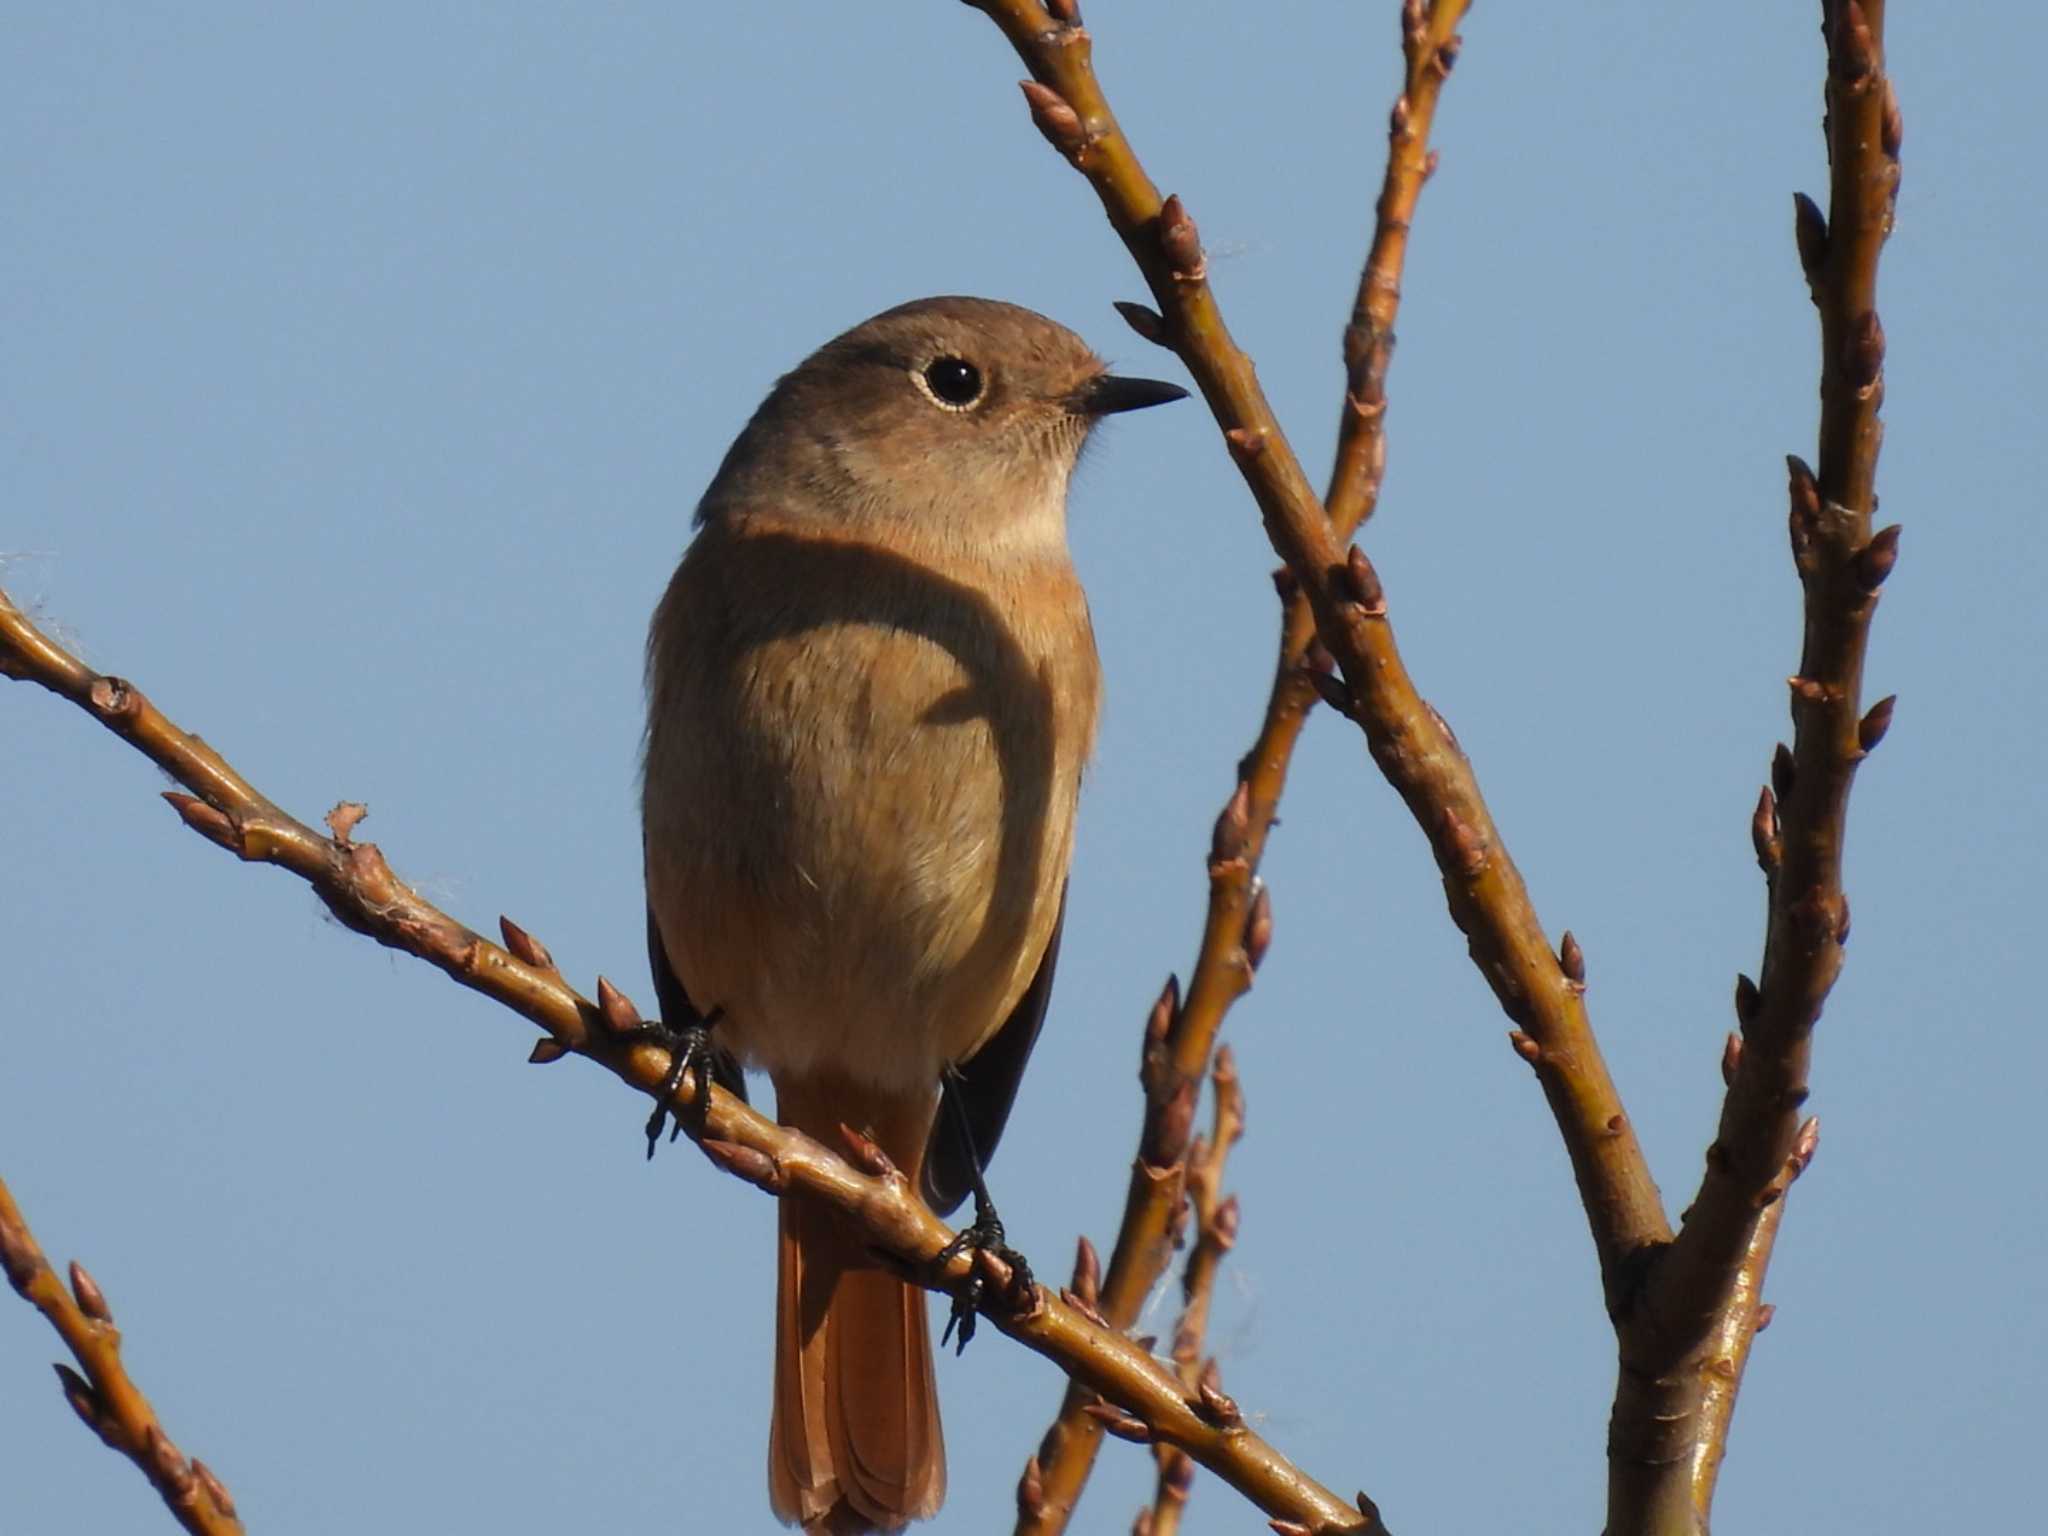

642,296,1185,1532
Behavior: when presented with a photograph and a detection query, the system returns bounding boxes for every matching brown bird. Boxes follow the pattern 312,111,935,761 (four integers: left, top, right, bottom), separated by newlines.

641,296,1186,1532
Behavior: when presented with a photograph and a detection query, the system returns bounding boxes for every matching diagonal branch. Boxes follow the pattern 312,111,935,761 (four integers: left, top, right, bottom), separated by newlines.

0,1175,246,1536
0,584,1369,1536
971,0,1667,1298
1008,4,1477,1529
1607,6,1901,1532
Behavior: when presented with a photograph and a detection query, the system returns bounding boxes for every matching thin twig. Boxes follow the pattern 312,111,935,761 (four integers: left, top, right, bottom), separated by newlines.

1608,7,1901,1530
1012,5,1482,1529
0,585,1369,1536
0,1175,246,1536
1141,1047,1246,1536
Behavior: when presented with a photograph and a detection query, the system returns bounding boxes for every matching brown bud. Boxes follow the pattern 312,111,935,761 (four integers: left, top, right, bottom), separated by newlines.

1559,931,1585,985
1786,454,1822,573
1791,1115,1821,1172
1194,1361,1241,1426
699,1139,785,1193
1855,524,1902,590
1858,694,1897,751
1721,1032,1742,1085
1789,675,1832,707
1018,80,1086,158
1303,637,1337,675
838,1122,896,1178
1045,0,1081,22
1112,300,1169,348
1440,806,1487,876
1242,884,1274,972
1434,37,1460,76
54,1363,101,1434
1881,78,1904,159
1082,1399,1152,1443
1162,1446,1196,1499
1343,544,1387,613
1735,973,1762,1025
1792,193,1828,285
1753,1302,1777,1333
1271,564,1298,604
69,1261,111,1322
1155,1075,1199,1166
1390,93,1412,136
192,1459,238,1518
1017,1456,1047,1522
527,1036,568,1065
1059,1286,1109,1329
1146,974,1180,1051
1423,147,1440,180
161,791,236,847
1771,742,1796,803
1836,892,1852,945
1830,0,1876,83
498,915,556,971
596,975,641,1033
1400,0,1424,43
146,1424,194,1495
1070,1235,1101,1305
1752,786,1782,873
1212,1193,1241,1250
1223,425,1267,462
1132,1509,1155,1536
1508,1030,1541,1064
1157,195,1205,280
1844,309,1885,392
1212,781,1251,864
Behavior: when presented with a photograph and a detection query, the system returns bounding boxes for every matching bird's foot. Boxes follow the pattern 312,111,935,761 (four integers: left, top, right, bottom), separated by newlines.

636,1005,726,1158
936,1185,1034,1354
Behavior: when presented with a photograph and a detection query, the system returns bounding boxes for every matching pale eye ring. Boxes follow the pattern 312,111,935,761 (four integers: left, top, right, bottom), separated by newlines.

917,356,985,410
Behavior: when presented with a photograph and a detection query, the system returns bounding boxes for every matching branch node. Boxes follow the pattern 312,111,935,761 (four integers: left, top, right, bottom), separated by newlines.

1156,194,1206,281
498,915,557,971
1558,930,1586,985
1018,78,1088,159
68,1260,112,1322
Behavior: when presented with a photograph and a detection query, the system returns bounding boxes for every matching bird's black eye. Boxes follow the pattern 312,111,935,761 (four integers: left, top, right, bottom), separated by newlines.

922,356,984,408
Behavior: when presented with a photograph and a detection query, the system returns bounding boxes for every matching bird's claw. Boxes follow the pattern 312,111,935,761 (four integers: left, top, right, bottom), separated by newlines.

936,1193,1033,1354
637,1006,725,1158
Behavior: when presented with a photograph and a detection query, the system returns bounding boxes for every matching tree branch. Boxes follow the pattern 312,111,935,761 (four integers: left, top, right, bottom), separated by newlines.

0,584,1369,1536
1138,1047,1246,1536
1008,4,1490,1529
1606,6,1900,1531
0,1174,246,1536
969,0,1668,1309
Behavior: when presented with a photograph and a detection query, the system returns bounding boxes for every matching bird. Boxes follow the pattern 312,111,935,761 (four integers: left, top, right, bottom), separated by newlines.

641,295,1186,1532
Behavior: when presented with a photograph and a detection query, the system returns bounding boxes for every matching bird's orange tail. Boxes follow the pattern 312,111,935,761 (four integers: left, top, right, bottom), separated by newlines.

769,1077,944,1534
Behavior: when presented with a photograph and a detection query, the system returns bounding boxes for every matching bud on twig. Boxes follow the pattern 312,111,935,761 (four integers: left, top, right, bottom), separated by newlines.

1792,193,1828,286
1721,1032,1743,1085
1018,80,1086,159
596,976,641,1033
1112,300,1170,348
1242,885,1273,972
1558,931,1585,985
1772,743,1796,803
528,1036,569,1064
69,1261,111,1322
1735,973,1762,1026
1855,524,1902,590
499,915,556,971
1858,694,1896,751
1157,194,1205,281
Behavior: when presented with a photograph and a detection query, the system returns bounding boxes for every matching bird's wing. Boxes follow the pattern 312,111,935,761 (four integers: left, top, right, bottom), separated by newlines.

645,903,749,1103
920,885,1066,1217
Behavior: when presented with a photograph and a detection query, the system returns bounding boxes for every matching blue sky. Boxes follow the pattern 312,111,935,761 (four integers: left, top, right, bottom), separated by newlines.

5,5,2040,1533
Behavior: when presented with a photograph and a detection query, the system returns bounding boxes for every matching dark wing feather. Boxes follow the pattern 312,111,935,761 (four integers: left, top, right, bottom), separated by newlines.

645,904,748,1103
920,887,1067,1217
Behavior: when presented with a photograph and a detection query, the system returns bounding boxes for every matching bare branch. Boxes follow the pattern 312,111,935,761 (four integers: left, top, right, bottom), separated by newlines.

1609,5,1900,1529
0,1176,246,1536
0,584,1366,1536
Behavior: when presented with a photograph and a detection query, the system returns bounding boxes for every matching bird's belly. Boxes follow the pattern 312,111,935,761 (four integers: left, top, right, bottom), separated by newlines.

645,617,1075,1094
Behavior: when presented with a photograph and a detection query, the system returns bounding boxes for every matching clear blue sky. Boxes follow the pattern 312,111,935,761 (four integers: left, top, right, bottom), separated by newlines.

6,5,2039,1532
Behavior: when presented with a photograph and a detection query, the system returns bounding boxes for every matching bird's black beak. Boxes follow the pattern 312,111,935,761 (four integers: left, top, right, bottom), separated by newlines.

1070,373,1191,416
